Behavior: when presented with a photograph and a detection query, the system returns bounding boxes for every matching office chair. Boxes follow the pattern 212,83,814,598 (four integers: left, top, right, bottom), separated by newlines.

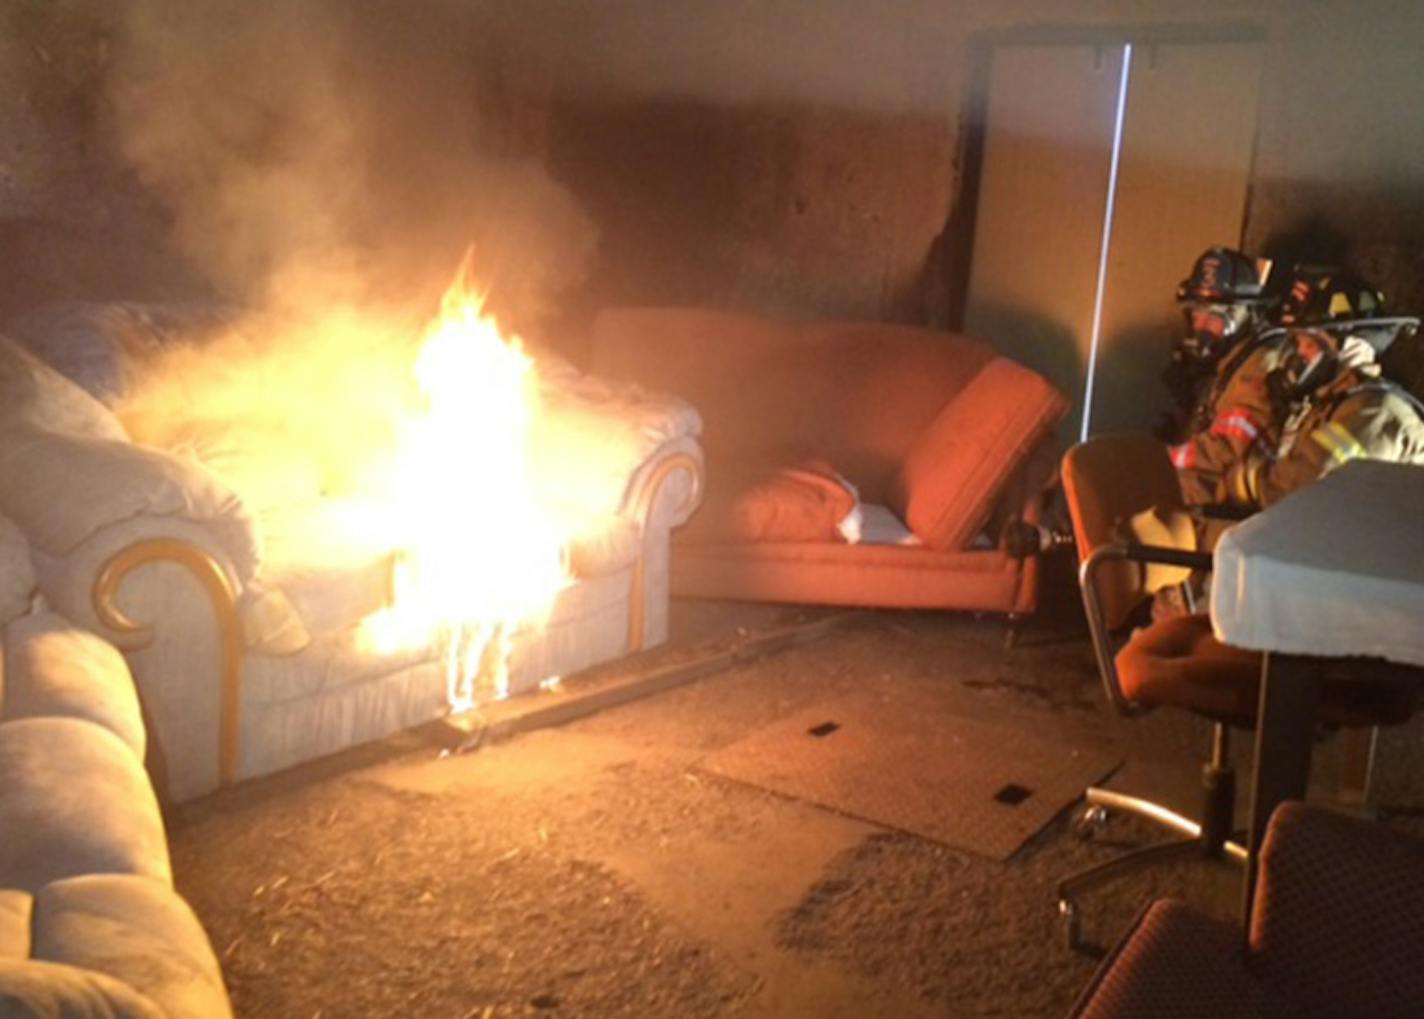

1056,433,1416,952
1067,801,1424,1019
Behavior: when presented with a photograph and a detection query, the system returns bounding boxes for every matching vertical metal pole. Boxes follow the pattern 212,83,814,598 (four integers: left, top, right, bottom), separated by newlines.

1080,42,1134,442
1337,725,1380,814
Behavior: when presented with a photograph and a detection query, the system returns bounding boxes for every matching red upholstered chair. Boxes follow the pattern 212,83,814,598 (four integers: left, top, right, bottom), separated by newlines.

1057,434,1416,951
1068,801,1424,1019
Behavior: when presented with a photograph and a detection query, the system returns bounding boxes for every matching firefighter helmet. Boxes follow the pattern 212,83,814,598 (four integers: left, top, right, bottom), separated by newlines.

1276,267,1385,327
1175,247,1270,305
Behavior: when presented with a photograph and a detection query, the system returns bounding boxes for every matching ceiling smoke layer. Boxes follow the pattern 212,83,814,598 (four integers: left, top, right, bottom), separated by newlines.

104,0,597,331
8,0,1424,344
474,0,1290,114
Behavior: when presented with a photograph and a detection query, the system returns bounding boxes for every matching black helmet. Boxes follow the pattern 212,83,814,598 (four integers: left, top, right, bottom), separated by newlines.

1176,247,1270,305
1277,267,1385,327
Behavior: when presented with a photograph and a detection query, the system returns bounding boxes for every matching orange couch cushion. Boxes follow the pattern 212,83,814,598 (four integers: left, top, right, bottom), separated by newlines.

887,357,1068,551
679,459,856,544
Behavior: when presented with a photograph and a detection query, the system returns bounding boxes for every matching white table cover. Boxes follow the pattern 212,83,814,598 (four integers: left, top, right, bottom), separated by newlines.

1211,460,1424,668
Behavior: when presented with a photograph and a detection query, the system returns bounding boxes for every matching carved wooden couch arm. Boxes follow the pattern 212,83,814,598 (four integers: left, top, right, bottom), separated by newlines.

619,439,705,650
93,538,245,788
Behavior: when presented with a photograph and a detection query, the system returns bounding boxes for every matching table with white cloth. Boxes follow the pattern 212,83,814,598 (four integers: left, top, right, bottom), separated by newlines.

1211,459,1424,920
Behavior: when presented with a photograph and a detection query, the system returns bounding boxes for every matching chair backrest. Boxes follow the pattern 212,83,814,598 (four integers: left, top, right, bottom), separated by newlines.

1062,434,1185,630
1251,801,1424,1018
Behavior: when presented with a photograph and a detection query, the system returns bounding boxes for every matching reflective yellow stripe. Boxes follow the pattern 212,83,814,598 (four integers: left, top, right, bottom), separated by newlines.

1244,459,1263,502
1231,459,1261,503
1310,422,1366,467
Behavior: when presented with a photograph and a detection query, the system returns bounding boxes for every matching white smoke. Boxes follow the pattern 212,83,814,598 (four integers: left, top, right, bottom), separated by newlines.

95,0,599,502
104,0,597,328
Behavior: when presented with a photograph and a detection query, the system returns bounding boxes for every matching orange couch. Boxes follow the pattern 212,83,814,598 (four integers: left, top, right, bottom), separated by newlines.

587,308,1069,615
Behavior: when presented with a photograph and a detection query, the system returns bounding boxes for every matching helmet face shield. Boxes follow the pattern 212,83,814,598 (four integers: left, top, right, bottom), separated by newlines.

1177,302,1250,362
1172,247,1268,367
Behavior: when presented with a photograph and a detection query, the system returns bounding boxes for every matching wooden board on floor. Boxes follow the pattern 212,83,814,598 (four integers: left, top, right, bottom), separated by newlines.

699,693,1121,860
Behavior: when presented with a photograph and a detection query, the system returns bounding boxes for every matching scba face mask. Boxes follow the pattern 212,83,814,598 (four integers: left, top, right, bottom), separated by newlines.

1178,304,1248,363
1266,337,1335,416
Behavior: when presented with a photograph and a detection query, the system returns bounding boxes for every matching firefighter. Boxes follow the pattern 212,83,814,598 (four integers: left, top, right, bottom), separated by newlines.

1165,247,1278,504
1170,265,1397,505
1147,267,1405,620
1161,246,1274,442
1219,326,1424,510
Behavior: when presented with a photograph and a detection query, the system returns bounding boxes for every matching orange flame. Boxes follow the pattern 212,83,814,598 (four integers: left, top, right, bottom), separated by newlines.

361,254,570,708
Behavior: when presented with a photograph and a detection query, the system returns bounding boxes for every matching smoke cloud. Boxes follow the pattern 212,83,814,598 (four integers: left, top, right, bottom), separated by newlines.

105,0,597,328
88,0,601,507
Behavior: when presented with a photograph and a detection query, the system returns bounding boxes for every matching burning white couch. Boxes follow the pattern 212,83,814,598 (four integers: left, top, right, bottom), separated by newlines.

0,302,703,801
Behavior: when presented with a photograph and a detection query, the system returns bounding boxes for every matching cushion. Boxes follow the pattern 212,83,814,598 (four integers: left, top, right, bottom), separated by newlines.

4,300,236,407
1118,613,1419,728
0,334,129,442
679,459,858,545
33,875,232,1019
888,357,1068,551
1115,614,1262,723
0,958,164,1019
1,611,147,759
254,497,396,642
0,512,35,626
237,582,312,656
168,423,324,513
0,718,170,892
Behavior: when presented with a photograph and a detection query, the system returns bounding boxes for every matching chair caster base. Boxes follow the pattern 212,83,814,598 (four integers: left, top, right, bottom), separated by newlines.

1074,805,1109,840
1058,896,1104,957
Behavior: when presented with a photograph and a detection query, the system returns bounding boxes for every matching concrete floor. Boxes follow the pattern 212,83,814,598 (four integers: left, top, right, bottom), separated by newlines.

167,585,1424,1018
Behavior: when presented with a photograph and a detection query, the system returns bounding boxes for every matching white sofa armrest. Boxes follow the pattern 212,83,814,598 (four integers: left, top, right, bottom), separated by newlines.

622,436,705,532
30,515,246,799
0,427,259,579
620,437,705,650
0,424,262,797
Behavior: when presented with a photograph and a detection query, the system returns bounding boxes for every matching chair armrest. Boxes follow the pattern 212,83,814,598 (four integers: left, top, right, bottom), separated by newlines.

1248,801,1424,1018
1120,543,1214,572
1079,542,1212,715
1195,503,1257,522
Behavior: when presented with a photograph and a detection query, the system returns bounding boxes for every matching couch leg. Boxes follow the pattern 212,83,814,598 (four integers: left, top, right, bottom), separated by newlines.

1003,613,1024,651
